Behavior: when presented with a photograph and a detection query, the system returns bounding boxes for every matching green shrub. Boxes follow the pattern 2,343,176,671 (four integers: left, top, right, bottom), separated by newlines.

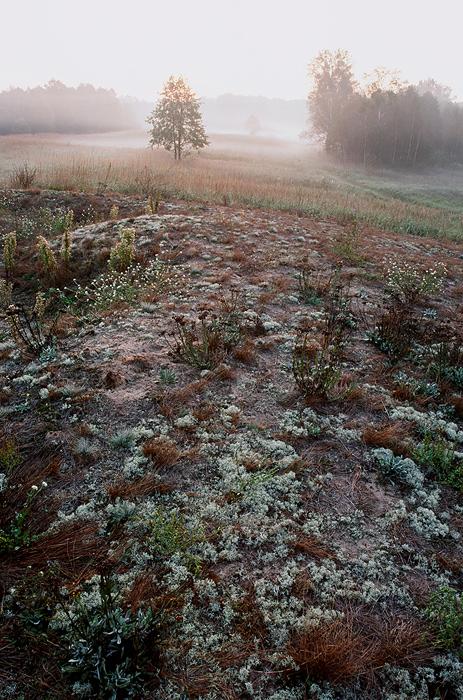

67,259,181,314
62,574,161,698
426,586,463,654
0,484,46,554
413,434,463,491
384,259,446,305
109,227,136,272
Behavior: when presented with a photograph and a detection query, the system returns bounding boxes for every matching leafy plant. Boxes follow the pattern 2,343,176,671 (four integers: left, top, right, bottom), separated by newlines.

0,438,21,473
413,434,463,491
109,228,136,272
63,574,161,699
426,586,463,655
0,484,45,554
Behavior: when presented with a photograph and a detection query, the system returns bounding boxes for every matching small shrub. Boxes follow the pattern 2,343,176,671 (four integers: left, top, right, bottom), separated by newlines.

425,340,463,388
369,304,416,358
297,266,325,305
9,162,37,189
0,279,13,307
67,259,181,314
0,438,21,473
62,574,161,697
171,310,241,370
146,508,203,573
372,447,424,488
292,334,342,399
426,586,463,654
2,293,56,355
413,434,463,491
109,227,136,272
0,483,46,554
384,259,446,305
109,204,119,220
145,192,160,214
60,220,74,267
333,221,364,264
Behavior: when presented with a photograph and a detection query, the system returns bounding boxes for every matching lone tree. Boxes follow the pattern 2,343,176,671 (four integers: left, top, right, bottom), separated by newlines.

147,76,208,160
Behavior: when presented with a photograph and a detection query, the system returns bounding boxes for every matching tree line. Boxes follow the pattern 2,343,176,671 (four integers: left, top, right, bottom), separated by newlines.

0,80,134,134
308,50,463,167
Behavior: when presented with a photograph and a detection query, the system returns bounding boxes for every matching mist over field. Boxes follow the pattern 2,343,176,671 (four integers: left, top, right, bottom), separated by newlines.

1,3,463,699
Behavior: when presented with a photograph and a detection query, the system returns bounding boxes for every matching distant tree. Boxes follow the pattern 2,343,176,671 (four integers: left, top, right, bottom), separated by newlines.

417,78,453,104
245,114,261,136
363,67,406,96
308,49,356,154
0,81,132,135
306,49,463,168
147,76,208,160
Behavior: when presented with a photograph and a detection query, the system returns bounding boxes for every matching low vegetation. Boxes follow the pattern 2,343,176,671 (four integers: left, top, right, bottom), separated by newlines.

1,185,463,699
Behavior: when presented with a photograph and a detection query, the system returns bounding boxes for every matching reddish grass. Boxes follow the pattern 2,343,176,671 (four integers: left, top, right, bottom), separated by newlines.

362,422,412,455
288,608,433,686
107,474,175,500
293,534,338,561
142,436,181,469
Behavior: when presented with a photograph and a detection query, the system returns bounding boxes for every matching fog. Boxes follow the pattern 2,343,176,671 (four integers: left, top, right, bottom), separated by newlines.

2,0,463,103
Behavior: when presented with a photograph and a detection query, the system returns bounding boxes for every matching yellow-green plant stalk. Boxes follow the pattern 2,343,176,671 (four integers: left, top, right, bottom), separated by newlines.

109,227,136,271
37,235,57,279
61,228,73,266
109,204,119,220
3,231,17,277
63,209,74,231
145,192,160,215
33,291,48,319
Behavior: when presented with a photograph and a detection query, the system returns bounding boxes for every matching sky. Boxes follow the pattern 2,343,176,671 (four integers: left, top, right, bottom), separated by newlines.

2,0,462,101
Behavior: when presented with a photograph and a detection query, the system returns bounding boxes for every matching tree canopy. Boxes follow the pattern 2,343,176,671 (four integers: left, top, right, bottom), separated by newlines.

308,50,463,167
147,76,208,160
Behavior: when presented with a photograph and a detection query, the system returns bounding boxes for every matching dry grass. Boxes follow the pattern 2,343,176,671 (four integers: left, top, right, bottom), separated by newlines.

1,133,463,239
288,608,433,687
363,422,412,455
142,436,181,469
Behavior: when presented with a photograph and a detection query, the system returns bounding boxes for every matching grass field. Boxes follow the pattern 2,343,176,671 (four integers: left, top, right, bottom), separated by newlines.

1,130,463,239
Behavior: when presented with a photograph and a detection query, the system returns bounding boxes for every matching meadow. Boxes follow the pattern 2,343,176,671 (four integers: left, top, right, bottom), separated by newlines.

1,131,463,240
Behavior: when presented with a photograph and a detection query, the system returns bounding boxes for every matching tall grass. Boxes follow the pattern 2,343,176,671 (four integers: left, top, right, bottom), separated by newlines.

1,134,463,240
